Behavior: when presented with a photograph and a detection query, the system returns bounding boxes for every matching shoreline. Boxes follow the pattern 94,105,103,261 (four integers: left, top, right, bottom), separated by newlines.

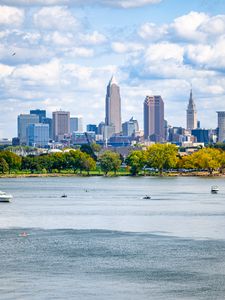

0,172,224,178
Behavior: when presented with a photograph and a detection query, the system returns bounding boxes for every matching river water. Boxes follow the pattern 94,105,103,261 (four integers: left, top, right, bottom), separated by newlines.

0,176,225,299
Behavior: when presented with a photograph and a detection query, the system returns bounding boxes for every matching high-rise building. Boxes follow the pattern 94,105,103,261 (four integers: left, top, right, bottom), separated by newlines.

52,111,70,142
122,117,139,137
70,117,83,133
30,109,46,122
217,111,225,142
191,129,210,144
26,123,49,147
144,95,165,142
86,124,98,133
42,117,53,140
105,76,122,134
17,114,39,145
186,90,197,130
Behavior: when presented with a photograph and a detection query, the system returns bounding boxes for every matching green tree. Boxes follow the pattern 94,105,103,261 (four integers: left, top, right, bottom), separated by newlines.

79,152,96,175
99,151,122,175
0,151,21,173
125,150,145,176
0,157,9,174
145,144,178,176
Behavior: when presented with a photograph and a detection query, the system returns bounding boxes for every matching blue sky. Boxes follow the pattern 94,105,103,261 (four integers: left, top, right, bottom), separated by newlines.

0,0,225,138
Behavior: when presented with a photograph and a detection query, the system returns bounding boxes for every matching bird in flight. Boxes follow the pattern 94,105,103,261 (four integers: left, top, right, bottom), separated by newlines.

12,52,16,56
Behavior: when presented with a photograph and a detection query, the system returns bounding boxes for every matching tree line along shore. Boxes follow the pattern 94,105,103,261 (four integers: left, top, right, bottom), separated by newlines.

0,144,225,177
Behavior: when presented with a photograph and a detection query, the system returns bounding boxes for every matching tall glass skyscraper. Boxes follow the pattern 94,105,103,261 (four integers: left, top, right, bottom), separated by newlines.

30,109,46,122
217,111,225,142
17,114,39,145
105,76,121,134
186,90,197,130
26,123,49,147
144,95,165,142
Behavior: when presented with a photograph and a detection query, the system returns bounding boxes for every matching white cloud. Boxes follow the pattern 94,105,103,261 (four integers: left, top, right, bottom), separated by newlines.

199,15,225,36
79,31,107,45
138,22,168,40
186,36,225,69
144,42,184,64
33,6,79,31
111,42,144,54
171,11,208,42
67,47,94,58
44,31,73,46
0,6,24,27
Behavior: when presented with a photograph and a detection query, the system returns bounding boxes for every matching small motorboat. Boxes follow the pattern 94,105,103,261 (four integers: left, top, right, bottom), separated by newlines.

211,186,219,194
143,195,151,200
0,191,13,202
61,194,67,198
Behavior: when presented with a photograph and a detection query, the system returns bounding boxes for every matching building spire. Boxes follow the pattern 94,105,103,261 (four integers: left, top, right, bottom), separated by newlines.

109,75,117,85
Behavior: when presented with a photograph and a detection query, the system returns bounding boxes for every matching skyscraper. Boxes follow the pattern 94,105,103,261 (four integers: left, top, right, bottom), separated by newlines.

105,76,122,134
144,95,165,142
52,111,70,142
26,123,49,147
70,117,83,133
217,111,225,142
186,89,197,130
30,109,46,122
17,114,39,145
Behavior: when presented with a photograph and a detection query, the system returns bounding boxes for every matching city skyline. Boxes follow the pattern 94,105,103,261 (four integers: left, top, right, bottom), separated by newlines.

1,0,225,138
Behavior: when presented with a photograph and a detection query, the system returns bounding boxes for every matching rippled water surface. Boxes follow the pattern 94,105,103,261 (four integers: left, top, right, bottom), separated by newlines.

0,176,225,299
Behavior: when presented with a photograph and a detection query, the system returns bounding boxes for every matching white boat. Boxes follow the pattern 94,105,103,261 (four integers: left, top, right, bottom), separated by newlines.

0,191,13,202
211,186,219,194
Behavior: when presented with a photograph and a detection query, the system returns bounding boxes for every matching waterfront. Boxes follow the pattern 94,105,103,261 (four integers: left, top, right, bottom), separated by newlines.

0,177,225,299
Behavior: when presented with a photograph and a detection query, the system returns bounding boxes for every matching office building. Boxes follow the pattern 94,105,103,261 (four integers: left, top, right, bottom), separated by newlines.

217,111,225,142
191,129,210,144
70,117,83,133
26,123,49,147
52,111,70,142
42,117,52,140
17,114,39,145
144,95,165,142
105,76,122,133
122,117,139,137
86,124,98,134
30,109,46,122
186,89,197,130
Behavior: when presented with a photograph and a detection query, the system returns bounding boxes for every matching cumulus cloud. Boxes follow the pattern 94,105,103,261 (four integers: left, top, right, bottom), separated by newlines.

33,6,79,31
79,31,107,45
171,11,208,42
0,6,24,27
186,36,225,69
3,0,162,8
111,42,144,53
138,22,168,40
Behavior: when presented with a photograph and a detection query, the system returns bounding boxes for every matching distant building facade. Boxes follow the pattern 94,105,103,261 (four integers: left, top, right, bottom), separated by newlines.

122,117,139,137
191,129,210,144
42,117,52,140
217,111,225,142
105,76,122,134
17,114,39,145
26,123,49,147
52,111,70,142
70,117,83,133
144,95,165,142
86,124,98,134
186,90,197,130
30,109,46,122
